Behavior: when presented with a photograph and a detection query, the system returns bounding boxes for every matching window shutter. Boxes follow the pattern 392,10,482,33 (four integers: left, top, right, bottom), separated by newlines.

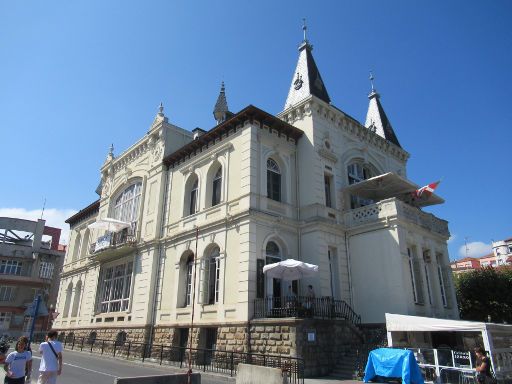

256,259,265,299
198,259,207,304
412,258,425,304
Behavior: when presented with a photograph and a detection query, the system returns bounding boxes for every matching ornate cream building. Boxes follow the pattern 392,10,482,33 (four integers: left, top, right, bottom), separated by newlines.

54,31,458,371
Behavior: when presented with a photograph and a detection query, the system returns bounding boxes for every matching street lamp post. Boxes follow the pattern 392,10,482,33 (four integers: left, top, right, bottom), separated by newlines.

187,226,199,384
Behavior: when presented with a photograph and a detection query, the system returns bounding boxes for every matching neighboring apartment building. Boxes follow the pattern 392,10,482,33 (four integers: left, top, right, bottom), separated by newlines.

450,257,481,274
451,237,512,273
0,217,65,337
54,32,457,367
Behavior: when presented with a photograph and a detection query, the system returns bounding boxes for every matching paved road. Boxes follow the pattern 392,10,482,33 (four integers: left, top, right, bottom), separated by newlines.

28,348,235,384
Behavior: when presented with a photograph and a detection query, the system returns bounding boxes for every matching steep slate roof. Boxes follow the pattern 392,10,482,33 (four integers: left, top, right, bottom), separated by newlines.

213,82,229,118
284,40,330,110
365,89,402,148
163,105,303,168
65,200,100,226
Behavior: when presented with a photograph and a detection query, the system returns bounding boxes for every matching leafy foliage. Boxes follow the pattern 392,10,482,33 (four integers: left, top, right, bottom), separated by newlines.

454,266,512,323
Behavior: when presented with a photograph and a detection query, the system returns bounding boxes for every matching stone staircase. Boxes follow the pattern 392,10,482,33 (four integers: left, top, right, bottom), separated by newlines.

329,347,360,380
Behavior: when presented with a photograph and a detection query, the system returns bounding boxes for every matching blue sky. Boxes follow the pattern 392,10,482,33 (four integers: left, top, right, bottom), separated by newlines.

0,1,510,259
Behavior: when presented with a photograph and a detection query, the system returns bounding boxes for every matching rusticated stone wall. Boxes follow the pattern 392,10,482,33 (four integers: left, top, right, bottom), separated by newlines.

55,319,363,377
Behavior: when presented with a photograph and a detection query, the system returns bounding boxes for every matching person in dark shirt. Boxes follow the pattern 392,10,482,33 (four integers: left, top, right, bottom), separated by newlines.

475,347,494,384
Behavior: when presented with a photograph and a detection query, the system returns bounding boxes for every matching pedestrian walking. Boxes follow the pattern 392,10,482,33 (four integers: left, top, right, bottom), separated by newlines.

0,336,10,382
37,331,62,384
3,336,32,384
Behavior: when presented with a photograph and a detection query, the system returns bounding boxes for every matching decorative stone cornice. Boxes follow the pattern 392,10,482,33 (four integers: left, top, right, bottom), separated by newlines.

278,97,410,163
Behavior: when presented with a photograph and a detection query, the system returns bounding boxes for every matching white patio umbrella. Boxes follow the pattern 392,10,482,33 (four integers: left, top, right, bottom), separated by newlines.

87,218,131,232
263,259,319,281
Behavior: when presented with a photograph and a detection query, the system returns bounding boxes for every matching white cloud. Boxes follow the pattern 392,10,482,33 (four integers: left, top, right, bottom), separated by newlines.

458,241,492,258
0,208,77,245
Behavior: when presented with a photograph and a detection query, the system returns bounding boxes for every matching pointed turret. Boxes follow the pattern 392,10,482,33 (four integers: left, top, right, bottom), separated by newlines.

364,73,401,148
284,20,330,110
213,82,229,124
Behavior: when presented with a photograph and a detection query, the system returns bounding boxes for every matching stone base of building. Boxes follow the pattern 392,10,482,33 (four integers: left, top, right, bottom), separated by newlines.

55,318,363,377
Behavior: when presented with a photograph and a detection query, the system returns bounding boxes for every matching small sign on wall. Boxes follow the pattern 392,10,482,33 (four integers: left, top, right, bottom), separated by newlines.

307,329,316,343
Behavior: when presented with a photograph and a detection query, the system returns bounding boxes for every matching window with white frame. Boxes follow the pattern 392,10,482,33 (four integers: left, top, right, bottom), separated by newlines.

98,261,133,313
0,286,15,302
436,253,449,307
39,262,54,279
201,247,220,305
0,312,11,329
114,182,142,230
187,176,199,216
267,158,281,202
407,247,424,304
324,174,334,208
185,255,194,307
211,167,222,207
0,260,22,275
347,162,375,209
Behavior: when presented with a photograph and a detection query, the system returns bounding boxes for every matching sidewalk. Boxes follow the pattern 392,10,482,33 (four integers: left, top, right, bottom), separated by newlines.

305,378,362,384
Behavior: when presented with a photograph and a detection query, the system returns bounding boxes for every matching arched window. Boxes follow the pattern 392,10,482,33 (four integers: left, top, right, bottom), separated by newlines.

113,182,142,229
115,331,127,346
88,331,97,345
267,158,281,202
184,174,199,216
80,229,90,259
71,233,81,262
201,246,220,305
62,282,73,318
71,280,82,317
211,167,222,206
177,252,194,308
347,162,376,209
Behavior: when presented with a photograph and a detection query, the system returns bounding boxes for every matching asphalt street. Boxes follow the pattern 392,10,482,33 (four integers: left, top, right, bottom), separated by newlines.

27,348,235,384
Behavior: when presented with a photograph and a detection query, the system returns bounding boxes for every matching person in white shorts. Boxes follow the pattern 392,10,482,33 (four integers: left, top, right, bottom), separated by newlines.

37,331,62,384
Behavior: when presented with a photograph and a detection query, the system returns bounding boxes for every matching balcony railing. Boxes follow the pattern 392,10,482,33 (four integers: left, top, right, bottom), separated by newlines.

90,226,137,255
344,198,450,237
254,296,361,325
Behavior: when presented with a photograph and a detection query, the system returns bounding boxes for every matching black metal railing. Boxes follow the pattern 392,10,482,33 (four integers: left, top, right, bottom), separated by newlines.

90,226,137,254
254,296,361,325
35,335,304,384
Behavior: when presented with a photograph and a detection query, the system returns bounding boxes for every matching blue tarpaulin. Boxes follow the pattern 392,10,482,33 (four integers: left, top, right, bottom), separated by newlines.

363,348,424,384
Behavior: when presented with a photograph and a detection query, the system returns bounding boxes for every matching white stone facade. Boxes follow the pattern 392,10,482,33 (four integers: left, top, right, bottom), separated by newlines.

54,39,458,348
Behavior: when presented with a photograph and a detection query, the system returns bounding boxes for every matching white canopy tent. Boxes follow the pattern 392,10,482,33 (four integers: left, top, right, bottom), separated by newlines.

386,313,512,380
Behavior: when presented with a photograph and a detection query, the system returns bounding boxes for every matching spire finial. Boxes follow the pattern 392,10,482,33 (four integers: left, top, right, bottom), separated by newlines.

158,102,164,117
302,18,307,42
369,71,375,92
106,143,114,161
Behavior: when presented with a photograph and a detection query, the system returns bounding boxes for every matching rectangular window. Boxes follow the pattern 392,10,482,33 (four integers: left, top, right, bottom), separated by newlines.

437,264,447,307
267,171,281,202
324,174,333,208
207,257,220,305
256,259,265,299
190,189,198,215
424,264,432,305
39,262,54,279
0,286,15,302
0,260,22,275
98,261,133,313
0,312,11,329
408,247,424,304
186,261,193,306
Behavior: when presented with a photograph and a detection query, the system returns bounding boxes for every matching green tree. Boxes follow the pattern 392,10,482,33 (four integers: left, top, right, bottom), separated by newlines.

454,266,512,323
